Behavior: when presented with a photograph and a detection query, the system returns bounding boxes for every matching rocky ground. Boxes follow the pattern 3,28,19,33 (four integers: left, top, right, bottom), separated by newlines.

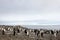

0,34,59,40
1,34,60,40
0,35,37,40
0,25,60,40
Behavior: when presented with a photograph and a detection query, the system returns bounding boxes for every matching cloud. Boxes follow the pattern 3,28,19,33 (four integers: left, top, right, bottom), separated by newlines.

0,0,60,25
0,12,60,21
0,0,60,11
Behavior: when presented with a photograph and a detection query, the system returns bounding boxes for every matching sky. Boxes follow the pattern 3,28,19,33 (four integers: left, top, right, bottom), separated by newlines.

0,0,60,25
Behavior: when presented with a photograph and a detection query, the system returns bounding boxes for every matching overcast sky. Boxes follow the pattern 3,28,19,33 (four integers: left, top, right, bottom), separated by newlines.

0,0,60,25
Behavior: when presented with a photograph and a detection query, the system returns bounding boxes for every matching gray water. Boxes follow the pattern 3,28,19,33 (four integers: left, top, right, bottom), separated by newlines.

22,25,60,30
